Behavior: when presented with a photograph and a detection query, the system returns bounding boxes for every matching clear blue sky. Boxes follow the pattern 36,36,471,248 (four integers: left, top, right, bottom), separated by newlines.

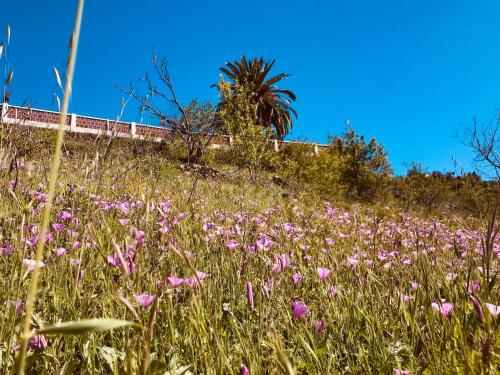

2,0,500,175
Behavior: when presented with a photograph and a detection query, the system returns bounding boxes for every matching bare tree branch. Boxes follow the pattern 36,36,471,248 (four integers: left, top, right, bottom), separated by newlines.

116,53,221,164
463,111,500,180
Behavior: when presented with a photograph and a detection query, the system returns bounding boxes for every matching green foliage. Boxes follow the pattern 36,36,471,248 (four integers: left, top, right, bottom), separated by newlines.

395,162,452,212
393,163,499,215
328,127,393,200
217,79,277,180
278,142,343,198
218,56,297,140
277,128,392,201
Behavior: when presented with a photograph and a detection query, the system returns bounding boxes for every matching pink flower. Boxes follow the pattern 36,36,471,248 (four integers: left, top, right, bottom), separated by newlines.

246,282,254,309
25,235,39,247
23,259,45,272
167,276,184,288
431,301,454,318
469,295,484,322
446,273,458,281
292,301,309,318
316,267,331,281
315,319,325,333
283,223,295,233
383,261,394,269
240,364,250,375
196,271,207,281
394,369,410,375
485,303,500,317
118,218,129,226
263,279,274,298
159,226,170,235
225,240,239,251
326,237,335,245
202,222,214,232
134,294,155,309
5,300,25,312
106,253,137,274
58,210,73,221
291,273,302,284
272,253,291,273
28,333,48,350
51,223,66,233
69,258,81,266
397,291,412,302
327,285,340,297
347,257,359,267
55,247,67,256
410,281,420,291
468,281,480,293
0,245,15,256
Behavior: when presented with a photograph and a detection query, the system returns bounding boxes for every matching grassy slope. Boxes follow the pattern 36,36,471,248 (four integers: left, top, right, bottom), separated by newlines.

0,130,498,374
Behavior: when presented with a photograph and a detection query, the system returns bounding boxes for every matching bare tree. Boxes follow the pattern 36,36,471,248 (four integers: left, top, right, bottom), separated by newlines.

464,110,500,180
118,53,221,164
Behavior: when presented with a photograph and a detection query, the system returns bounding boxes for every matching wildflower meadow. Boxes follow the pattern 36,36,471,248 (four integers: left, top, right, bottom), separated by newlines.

0,146,498,373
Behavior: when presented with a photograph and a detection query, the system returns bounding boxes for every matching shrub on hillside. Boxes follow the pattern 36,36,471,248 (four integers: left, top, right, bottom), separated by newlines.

216,79,277,181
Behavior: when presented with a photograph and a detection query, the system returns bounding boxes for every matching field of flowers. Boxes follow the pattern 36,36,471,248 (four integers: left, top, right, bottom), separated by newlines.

0,149,498,374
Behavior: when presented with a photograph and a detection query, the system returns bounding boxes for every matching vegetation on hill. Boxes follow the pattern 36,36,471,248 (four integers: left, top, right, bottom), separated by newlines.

0,130,498,373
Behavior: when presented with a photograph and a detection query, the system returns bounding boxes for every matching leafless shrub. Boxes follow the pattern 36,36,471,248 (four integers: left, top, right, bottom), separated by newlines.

464,110,499,180
118,53,221,164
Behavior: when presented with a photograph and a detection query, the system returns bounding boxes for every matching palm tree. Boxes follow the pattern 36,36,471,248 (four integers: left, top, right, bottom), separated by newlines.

218,56,297,140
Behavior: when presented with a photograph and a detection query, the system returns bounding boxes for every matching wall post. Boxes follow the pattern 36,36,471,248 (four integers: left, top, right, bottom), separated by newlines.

274,139,279,152
314,143,319,155
131,122,136,138
70,113,77,131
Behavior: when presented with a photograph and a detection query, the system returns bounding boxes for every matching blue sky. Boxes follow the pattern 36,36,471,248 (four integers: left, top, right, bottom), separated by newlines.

2,0,500,175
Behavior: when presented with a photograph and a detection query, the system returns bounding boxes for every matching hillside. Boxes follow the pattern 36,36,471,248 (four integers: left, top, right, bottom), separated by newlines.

0,129,498,373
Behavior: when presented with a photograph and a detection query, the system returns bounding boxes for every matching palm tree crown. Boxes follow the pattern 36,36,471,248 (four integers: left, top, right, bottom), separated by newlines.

219,56,297,140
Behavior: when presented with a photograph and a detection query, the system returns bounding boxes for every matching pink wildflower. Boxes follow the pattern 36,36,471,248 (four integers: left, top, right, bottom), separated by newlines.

23,259,45,272
485,303,500,317
56,247,67,256
325,237,335,245
347,257,359,267
431,301,454,318
327,285,340,297
240,364,250,375
0,245,15,256
316,267,331,281
292,301,309,318
51,223,65,233
69,258,81,266
5,300,25,312
291,273,302,284
410,281,420,291
134,294,155,309
28,333,48,350
315,319,325,333
469,295,484,322
468,281,480,293
246,282,254,309
118,218,129,226
167,276,184,288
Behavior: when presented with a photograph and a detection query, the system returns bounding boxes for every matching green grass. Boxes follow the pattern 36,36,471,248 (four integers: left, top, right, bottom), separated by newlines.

0,132,498,374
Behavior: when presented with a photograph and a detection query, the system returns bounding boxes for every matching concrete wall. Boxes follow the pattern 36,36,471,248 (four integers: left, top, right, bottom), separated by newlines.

1,103,328,153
